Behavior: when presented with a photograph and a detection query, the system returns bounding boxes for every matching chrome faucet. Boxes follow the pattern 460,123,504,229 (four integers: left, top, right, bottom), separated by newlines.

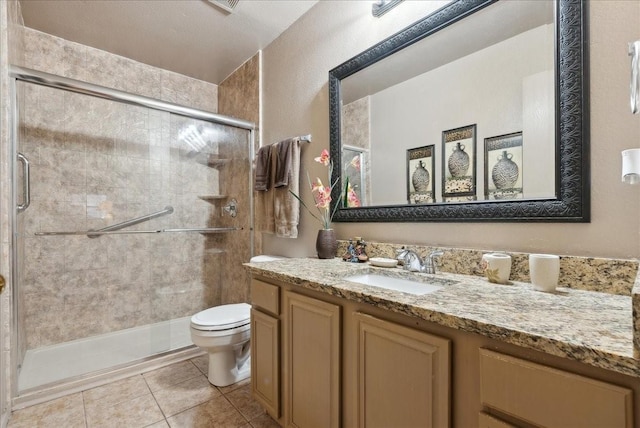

396,248,444,274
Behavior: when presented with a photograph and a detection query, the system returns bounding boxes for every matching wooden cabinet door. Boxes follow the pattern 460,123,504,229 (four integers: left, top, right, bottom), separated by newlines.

479,349,633,428
251,308,280,418
284,291,340,428
355,312,450,428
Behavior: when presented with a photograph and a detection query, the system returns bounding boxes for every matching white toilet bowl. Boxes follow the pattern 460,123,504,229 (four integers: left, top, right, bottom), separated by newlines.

190,254,285,387
190,303,251,387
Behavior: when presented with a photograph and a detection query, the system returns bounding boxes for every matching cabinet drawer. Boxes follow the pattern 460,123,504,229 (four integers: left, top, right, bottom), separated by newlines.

479,349,633,428
251,279,279,315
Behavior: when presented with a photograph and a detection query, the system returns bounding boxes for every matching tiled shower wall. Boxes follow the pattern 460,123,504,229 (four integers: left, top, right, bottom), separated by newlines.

218,53,260,303
13,27,253,350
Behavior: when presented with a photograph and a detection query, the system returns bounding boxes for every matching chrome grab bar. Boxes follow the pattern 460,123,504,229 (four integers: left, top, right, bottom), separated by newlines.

87,206,174,238
17,153,30,213
34,227,241,237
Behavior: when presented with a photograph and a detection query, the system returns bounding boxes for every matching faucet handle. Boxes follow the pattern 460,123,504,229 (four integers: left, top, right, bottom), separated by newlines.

396,246,408,264
424,250,444,274
429,250,444,259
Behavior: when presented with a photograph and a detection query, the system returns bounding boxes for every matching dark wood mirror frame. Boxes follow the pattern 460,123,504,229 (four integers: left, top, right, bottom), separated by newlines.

328,0,589,222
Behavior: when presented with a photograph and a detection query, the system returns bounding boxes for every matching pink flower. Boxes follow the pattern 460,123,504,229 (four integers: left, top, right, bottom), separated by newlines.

289,149,339,230
346,183,361,207
311,177,324,192
314,149,330,166
349,155,361,171
314,186,332,209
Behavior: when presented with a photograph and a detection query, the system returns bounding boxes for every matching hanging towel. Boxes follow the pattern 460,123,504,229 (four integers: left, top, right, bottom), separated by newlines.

255,144,279,234
254,145,272,191
273,138,297,188
274,139,301,238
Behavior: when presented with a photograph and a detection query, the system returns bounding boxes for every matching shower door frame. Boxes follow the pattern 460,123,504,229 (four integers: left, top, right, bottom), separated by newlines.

8,65,256,406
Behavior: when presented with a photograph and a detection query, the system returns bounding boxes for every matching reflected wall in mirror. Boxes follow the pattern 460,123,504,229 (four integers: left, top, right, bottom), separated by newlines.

329,0,589,222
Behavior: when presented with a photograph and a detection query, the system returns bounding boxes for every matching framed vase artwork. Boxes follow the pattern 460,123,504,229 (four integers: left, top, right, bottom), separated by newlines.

407,145,435,204
484,132,523,200
442,124,476,201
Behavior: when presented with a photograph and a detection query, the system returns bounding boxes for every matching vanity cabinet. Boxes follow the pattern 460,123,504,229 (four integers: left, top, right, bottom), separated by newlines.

250,279,341,426
250,308,279,417
478,349,633,428
250,279,281,418
284,291,341,428
354,313,450,428
250,275,638,428
250,277,450,427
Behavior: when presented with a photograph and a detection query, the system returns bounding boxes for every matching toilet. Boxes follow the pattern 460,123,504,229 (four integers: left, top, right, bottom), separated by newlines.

190,255,284,387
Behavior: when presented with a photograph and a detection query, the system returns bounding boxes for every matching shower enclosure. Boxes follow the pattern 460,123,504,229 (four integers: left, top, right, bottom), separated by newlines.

9,67,254,404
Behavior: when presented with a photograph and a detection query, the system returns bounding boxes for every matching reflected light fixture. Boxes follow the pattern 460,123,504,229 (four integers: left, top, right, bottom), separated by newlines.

372,0,404,18
622,40,640,185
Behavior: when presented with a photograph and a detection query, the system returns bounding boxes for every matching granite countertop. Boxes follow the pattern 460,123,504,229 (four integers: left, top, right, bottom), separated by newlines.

244,257,640,379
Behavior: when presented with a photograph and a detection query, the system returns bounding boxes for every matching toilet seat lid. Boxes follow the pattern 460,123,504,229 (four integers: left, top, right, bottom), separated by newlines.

191,303,251,330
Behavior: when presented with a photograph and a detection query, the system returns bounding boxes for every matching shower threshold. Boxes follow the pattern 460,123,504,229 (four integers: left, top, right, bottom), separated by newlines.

18,316,193,392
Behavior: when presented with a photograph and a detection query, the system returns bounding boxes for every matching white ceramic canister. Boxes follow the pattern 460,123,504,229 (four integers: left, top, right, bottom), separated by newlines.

481,253,512,284
529,254,560,292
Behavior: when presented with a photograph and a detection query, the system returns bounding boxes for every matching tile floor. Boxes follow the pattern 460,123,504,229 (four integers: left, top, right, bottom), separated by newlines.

8,356,280,428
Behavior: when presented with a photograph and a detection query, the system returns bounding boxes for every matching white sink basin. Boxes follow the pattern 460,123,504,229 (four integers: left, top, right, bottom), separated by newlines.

344,273,443,296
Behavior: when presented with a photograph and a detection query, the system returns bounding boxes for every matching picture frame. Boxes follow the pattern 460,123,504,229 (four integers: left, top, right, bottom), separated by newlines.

442,124,476,201
484,132,523,200
407,145,435,204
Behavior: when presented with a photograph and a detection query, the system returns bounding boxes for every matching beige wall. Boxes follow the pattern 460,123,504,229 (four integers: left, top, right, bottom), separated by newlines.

262,0,640,259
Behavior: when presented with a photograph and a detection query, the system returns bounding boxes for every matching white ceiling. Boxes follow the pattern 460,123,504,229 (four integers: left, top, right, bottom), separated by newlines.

18,0,318,84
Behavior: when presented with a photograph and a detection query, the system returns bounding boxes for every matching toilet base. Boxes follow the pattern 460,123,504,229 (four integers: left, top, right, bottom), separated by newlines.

207,348,251,387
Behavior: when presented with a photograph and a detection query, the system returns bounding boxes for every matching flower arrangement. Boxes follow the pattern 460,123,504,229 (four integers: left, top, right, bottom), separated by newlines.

290,149,361,230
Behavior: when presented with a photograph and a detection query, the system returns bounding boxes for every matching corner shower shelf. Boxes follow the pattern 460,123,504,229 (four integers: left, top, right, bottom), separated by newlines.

194,154,230,168
205,248,226,255
198,195,228,202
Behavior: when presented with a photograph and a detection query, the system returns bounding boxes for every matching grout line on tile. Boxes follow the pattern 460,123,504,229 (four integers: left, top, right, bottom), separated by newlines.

223,392,252,423
188,358,205,376
81,389,89,428
148,383,168,421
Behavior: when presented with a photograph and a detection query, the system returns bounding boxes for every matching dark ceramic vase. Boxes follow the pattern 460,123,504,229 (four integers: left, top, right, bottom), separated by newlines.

412,160,430,192
491,150,519,189
447,142,470,178
316,229,338,259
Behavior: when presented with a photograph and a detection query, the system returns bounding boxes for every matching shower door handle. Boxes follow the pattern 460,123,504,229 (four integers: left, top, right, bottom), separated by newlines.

17,153,31,213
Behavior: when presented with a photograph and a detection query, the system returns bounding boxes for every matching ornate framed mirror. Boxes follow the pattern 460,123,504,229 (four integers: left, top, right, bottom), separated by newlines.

329,0,589,222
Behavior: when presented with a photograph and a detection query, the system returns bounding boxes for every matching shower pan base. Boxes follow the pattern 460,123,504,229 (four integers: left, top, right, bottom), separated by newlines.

18,316,194,392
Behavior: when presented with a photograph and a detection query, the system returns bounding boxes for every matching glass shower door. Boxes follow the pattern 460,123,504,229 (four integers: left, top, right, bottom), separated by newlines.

13,79,253,394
